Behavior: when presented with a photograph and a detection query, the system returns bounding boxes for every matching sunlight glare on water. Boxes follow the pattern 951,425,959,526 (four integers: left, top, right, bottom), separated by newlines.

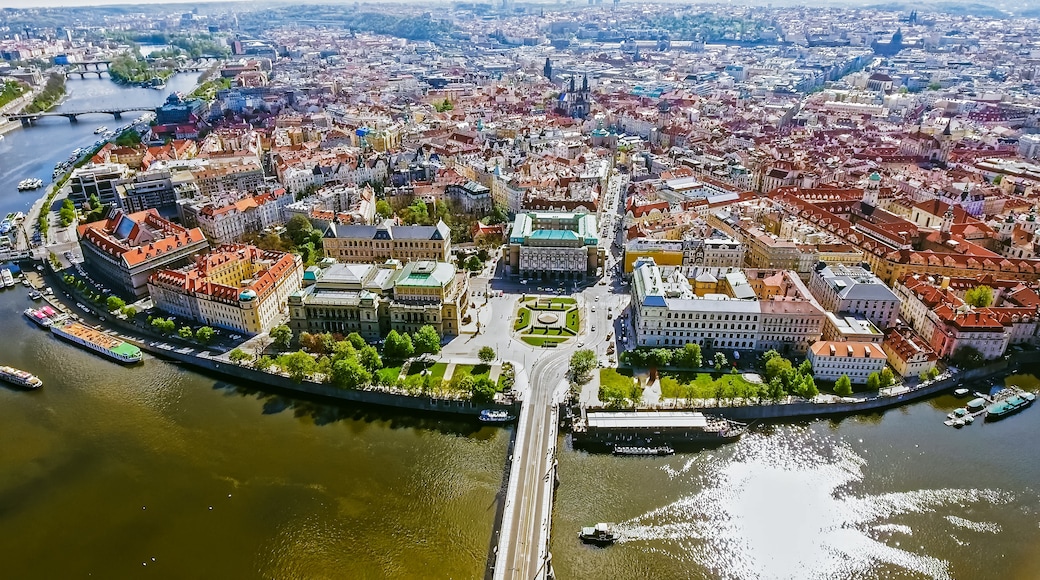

616,428,1011,580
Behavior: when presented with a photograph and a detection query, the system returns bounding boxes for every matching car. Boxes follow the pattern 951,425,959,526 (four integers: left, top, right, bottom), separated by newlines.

591,307,595,312
595,296,600,301
591,326,596,331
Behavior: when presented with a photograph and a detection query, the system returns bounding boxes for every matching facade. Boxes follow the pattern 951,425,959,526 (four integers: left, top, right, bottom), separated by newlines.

507,211,603,280
682,235,745,268
287,260,468,340
116,169,189,214
322,219,451,263
180,189,292,246
630,258,825,355
808,263,901,330
190,161,265,197
822,312,884,343
445,181,492,212
147,245,303,335
69,163,130,207
807,341,889,384
77,209,209,299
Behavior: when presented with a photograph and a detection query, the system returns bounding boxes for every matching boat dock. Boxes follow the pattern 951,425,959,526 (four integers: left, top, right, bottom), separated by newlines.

945,386,1035,426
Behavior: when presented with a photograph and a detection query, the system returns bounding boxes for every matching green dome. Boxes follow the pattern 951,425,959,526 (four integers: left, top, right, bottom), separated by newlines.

869,172,881,182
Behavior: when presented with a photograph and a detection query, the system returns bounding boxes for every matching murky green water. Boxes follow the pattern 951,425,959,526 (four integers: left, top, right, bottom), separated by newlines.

552,373,1040,579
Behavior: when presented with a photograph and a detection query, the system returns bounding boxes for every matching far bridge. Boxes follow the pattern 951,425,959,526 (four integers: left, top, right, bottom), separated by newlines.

64,60,112,79
7,108,153,127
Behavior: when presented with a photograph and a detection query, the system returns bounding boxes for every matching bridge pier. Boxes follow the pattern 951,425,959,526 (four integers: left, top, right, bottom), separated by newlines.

113,112,122,120
19,118,32,127
64,115,78,123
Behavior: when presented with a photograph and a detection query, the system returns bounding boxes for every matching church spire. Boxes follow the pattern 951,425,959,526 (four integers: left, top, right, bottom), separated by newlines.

543,58,552,81
582,74,588,92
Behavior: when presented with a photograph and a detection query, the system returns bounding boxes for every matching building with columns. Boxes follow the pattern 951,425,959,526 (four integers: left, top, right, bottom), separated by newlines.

507,211,604,281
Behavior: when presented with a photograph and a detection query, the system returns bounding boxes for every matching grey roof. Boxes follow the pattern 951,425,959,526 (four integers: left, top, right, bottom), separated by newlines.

323,219,450,242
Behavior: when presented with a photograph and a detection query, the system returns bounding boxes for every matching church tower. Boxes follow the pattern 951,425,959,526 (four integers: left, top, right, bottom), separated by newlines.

863,171,881,207
941,205,954,234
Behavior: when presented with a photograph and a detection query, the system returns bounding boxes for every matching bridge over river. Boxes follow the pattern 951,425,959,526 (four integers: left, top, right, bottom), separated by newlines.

7,108,154,126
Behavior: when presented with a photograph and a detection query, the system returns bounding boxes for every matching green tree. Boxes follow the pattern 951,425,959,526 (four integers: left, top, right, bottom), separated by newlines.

834,374,853,396
866,372,881,391
383,330,414,360
713,352,728,371
412,325,441,356
178,326,194,340
277,351,317,382
478,346,496,364
347,332,367,350
331,340,358,363
798,359,813,377
464,255,482,272
285,214,314,246
951,345,984,369
270,325,293,349
120,306,137,319
767,377,785,402
254,356,274,371
151,317,174,335
106,296,125,312
358,345,382,373
471,377,497,403
229,348,252,365
331,357,371,389
964,285,993,308
196,326,215,345
648,348,672,368
764,356,793,382
375,199,393,218
681,342,702,368
761,349,781,363
569,349,597,382
801,375,819,399
59,198,76,227
880,367,894,387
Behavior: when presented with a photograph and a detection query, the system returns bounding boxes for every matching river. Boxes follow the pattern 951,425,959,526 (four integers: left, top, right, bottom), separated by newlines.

1,75,1039,580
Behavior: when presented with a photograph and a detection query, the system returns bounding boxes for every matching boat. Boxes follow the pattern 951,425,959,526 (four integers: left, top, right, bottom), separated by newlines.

94,126,108,134
947,408,969,420
27,290,42,300
479,409,515,423
579,523,619,546
571,411,745,453
962,415,975,424
16,178,43,191
0,365,42,389
985,393,1034,421
944,418,965,428
953,388,970,397
24,308,51,327
50,320,143,364
613,446,675,456
966,398,987,413
1,268,14,288
0,218,10,235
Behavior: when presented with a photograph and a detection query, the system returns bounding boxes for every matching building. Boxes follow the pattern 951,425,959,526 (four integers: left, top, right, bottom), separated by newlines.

630,258,825,355
191,161,265,197
322,219,451,263
287,260,469,340
68,163,130,207
117,169,197,214
682,234,745,268
77,209,209,299
807,341,889,384
507,211,603,280
180,189,292,246
148,245,303,334
445,181,492,212
807,263,901,330
882,326,938,378
822,312,884,343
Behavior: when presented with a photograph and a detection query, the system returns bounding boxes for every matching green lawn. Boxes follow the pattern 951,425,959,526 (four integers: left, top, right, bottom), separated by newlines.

452,363,491,382
376,365,403,385
514,307,531,331
402,361,447,390
521,336,568,347
600,368,636,390
565,310,579,333
599,368,642,407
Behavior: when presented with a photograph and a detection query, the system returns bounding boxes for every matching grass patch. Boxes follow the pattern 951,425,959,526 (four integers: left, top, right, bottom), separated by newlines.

521,336,568,346
452,363,491,382
659,372,759,402
566,310,580,333
599,368,642,408
402,361,447,390
376,365,403,384
514,307,531,331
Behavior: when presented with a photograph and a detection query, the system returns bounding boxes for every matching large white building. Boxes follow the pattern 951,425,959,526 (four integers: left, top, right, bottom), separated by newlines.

630,258,826,355
507,212,603,281
807,341,889,384
808,263,901,330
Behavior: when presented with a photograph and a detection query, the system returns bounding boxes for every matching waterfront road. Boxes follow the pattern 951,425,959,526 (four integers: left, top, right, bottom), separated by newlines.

493,346,569,580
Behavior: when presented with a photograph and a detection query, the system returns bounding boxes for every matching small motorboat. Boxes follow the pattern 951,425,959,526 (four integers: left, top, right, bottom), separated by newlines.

579,523,619,546
953,388,970,397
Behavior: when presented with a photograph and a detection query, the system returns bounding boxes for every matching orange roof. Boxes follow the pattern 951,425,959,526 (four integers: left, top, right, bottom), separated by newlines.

810,341,888,359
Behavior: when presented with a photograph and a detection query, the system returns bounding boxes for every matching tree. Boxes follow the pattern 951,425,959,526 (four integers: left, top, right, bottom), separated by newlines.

764,356,793,382
964,285,993,308
285,214,314,247
196,326,215,344
277,351,317,383
120,306,137,319
801,376,819,399
375,199,393,218
347,332,367,350
465,255,482,272
713,352,728,371
331,340,357,363
178,326,194,340
151,317,174,335
951,345,984,369
648,348,672,368
680,342,702,368
229,348,252,365
331,358,371,390
254,356,274,371
834,374,853,396
59,198,76,227
383,330,414,360
767,377,785,402
761,349,781,363
106,296,125,312
866,372,881,391
270,325,293,349
471,377,497,403
569,349,597,382
412,325,441,356
798,359,813,377
299,332,318,353
478,346,496,364
880,367,894,387
358,345,382,373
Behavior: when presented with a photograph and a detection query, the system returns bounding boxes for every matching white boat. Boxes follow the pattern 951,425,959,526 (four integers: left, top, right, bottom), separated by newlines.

94,126,108,134
0,365,42,389
1,269,14,288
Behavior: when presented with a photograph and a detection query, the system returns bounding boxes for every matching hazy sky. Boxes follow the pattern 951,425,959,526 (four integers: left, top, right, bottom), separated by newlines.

4,0,251,7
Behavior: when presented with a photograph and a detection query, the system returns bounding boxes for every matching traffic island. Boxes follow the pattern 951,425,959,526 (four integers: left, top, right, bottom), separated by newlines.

513,296,580,346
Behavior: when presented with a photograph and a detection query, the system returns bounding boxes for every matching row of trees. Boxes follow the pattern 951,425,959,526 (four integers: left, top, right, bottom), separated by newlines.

148,316,215,344
23,73,65,114
761,350,819,399
622,344,730,371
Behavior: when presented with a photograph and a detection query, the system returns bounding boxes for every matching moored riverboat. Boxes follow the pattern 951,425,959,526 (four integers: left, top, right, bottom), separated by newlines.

0,365,42,389
50,321,142,364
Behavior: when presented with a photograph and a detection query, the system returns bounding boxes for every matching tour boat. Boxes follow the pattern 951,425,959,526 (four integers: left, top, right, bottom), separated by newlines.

94,126,108,134
479,409,515,423
0,365,42,389
1,268,14,288
50,321,143,364
986,393,1035,421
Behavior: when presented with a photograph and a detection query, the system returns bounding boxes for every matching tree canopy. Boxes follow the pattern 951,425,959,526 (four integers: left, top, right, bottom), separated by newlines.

965,285,994,308
569,349,597,382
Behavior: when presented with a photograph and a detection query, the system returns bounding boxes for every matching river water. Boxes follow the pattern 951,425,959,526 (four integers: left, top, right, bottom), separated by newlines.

1,75,1039,580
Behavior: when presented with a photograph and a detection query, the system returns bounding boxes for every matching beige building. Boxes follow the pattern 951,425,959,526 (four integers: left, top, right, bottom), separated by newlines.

807,341,889,384
322,219,451,263
148,245,303,335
